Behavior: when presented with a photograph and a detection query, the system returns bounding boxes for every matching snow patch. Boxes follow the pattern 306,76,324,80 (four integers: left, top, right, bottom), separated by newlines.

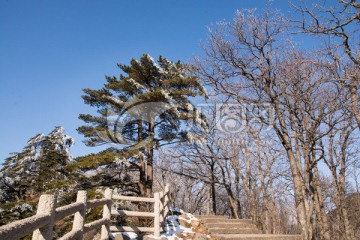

147,208,202,240
126,78,149,92
110,232,138,240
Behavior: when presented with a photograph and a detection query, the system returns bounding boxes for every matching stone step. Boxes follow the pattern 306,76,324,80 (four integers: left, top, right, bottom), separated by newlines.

195,215,230,219
202,218,253,224
214,234,302,240
205,223,257,229
209,227,260,234
195,215,301,240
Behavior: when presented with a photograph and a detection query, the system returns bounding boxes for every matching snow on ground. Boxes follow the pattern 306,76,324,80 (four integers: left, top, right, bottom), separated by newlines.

147,208,207,240
158,215,194,239
110,208,204,240
111,231,138,240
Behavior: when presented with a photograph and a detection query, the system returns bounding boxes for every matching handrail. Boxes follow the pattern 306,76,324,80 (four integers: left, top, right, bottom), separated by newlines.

0,214,50,240
111,210,156,217
0,184,171,239
112,195,155,202
55,202,83,221
86,198,112,209
0,189,113,240
58,229,81,240
110,225,155,232
110,183,171,237
83,218,110,233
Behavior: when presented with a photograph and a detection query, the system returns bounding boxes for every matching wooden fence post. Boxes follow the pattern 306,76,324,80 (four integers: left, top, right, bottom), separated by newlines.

154,192,160,237
72,190,87,239
32,194,56,240
101,188,112,240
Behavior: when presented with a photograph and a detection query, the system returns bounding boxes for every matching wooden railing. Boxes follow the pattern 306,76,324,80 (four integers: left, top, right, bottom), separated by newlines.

0,185,171,240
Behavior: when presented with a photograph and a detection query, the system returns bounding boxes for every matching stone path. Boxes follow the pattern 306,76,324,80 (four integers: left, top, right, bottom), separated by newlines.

195,216,302,240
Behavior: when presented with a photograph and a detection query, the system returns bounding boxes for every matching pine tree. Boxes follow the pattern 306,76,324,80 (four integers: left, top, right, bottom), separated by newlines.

68,147,139,194
78,54,207,196
0,126,75,225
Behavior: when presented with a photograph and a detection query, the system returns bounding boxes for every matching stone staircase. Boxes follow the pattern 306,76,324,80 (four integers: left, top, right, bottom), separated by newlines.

195,216,302,240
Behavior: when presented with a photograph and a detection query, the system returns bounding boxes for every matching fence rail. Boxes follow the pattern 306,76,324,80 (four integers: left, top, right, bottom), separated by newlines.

0,184,171,240
110,184,171,237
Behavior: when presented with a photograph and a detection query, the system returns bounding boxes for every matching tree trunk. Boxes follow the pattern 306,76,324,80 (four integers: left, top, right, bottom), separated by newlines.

137,120,148,197
339,132,353,240
210,163,217,215
145,147,153,197
138,154,147,196
261,173,270,234
206,184,211,215
138,119,154,198
225,185,240,219
313,165,331,240
269,178,277,234
144,119,155,197
272,104,313,240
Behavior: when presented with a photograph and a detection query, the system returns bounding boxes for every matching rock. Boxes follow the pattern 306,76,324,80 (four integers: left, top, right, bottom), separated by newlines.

142,235,154,240
191,233,208,240
192,225,208,234
178,218,191,228
180,214,190,220
175,232,194,240
190,219,200,227
114,234,123,240
114,233,131,240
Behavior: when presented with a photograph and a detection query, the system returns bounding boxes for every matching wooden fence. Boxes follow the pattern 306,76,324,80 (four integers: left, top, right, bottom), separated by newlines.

0,184,171,240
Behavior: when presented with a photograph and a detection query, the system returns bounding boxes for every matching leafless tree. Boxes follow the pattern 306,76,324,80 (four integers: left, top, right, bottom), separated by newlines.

318,108,358,239
194,8,347,240
293,0,360,130
155,100,298,234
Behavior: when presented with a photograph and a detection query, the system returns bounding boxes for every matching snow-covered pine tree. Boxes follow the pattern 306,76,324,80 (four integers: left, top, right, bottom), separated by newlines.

68,147,139,195
78,54,207,197
0,126,75,225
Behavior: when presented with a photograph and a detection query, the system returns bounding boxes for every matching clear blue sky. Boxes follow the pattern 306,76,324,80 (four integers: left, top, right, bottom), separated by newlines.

0,0,316,162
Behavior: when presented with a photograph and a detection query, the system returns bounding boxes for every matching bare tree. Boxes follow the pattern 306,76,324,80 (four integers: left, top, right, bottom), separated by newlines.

155,99,298,234
293,0,360,129
319,108,358,240
195,8,344,240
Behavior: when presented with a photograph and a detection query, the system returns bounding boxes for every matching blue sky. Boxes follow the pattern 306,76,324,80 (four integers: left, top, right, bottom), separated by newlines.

0,0,324,162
